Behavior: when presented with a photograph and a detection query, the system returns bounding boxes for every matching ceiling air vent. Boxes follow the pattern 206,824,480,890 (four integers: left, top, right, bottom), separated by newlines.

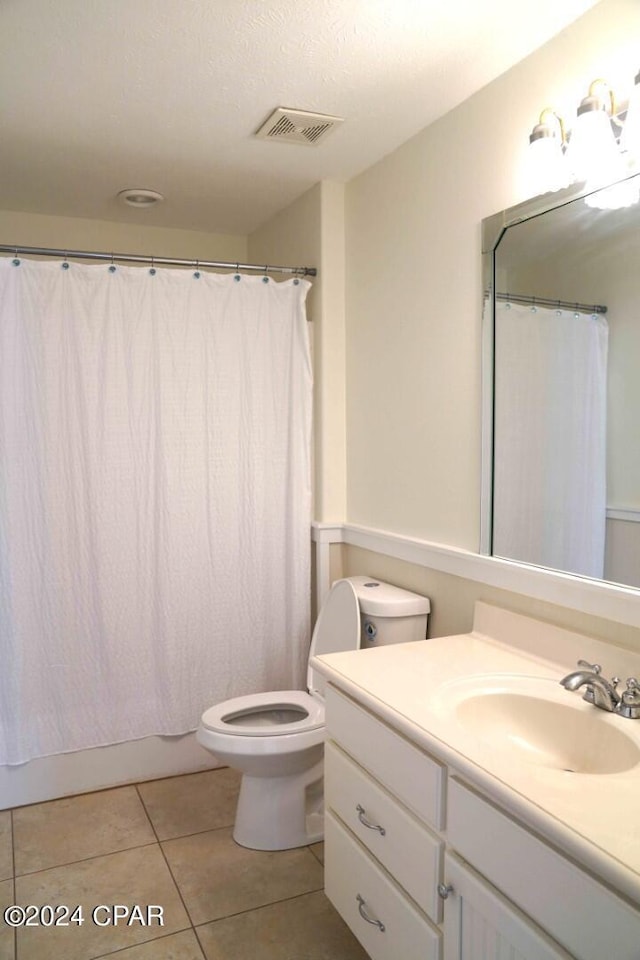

255,108,343,146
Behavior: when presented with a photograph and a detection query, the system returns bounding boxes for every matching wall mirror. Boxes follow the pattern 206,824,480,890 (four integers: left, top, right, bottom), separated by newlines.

482,171,640,592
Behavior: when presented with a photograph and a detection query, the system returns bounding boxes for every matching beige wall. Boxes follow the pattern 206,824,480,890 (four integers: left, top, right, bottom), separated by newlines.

0,209,247,263
344,0,640,550
249,181,347,523
341,545,640,654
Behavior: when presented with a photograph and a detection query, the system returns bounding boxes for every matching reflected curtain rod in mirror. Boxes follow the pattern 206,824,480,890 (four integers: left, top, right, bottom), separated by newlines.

494,292,607,314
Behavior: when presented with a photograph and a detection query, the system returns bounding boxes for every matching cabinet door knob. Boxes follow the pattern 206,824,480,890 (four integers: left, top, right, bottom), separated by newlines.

356,804,386,836
356,894,385,932
437,882,454,900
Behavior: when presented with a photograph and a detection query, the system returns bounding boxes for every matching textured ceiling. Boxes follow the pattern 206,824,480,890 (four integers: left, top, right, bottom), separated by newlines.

0,0,599,235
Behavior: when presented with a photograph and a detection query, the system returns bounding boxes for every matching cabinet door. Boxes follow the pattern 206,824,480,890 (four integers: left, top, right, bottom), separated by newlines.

442,853,571,960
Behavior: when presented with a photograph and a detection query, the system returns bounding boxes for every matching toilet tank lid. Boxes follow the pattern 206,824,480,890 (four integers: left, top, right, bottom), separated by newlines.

347,576,430,617
307,578,361,696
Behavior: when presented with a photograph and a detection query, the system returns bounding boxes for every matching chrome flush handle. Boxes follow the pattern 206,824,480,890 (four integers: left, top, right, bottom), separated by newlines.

356,804,386,836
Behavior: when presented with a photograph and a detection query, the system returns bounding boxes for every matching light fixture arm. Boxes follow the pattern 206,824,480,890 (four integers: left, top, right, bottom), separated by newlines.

586,79,616,116
541,108,566,144
529,108,566,146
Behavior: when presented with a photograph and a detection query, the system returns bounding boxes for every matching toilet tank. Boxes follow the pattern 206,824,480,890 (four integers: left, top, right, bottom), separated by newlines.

349,576,430,649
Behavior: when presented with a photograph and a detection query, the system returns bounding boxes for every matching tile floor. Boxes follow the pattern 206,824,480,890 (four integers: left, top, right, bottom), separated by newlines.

0,768,369,960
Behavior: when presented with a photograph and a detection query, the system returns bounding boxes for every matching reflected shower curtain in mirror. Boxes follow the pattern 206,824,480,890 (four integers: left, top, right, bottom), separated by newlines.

493,301,608,579
0,258,312,764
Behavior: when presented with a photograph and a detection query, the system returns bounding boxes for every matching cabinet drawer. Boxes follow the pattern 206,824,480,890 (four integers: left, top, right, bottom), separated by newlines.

325,685,445,829
325,811,441,960
326,740,443,921
448,778,640,960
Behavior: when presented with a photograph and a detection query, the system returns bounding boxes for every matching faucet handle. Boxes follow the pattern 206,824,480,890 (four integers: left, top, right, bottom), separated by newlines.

616,678,640,719
577,659,601,674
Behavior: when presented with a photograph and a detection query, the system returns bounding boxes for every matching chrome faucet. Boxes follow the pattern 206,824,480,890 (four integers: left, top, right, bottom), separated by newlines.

560,660,620,712
560,660,640,718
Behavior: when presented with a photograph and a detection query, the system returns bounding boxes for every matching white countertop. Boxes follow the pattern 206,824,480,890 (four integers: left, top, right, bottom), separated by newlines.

312,601,640,905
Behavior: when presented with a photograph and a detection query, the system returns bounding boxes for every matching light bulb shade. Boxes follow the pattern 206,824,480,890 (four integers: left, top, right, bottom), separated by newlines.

526,135,570,195
621,75,640,165
584,176,640,209
566,108,621,185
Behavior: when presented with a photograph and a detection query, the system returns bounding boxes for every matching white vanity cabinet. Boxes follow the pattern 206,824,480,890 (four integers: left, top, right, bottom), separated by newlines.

324,686,444,960
323,684,640,960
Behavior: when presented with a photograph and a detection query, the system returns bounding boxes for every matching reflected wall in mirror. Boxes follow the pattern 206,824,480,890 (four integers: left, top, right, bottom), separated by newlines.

482,173,640,591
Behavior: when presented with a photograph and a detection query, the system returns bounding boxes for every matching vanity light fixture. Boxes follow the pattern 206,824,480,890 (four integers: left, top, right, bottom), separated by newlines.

527,72,640,208
565,80,621,185
527,109,571,195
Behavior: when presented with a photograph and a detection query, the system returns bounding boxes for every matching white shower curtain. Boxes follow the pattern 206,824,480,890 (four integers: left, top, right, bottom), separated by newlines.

493,301,608,579
0,257,312,765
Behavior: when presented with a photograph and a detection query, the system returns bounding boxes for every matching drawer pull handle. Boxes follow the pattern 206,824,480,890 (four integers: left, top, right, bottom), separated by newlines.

356,894,386,932
437,882,454,900
356,804,386,836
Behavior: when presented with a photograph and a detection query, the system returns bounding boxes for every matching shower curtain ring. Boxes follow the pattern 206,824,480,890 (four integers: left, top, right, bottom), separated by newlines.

193,260,201,279
149,256,156,276
109,253,116,273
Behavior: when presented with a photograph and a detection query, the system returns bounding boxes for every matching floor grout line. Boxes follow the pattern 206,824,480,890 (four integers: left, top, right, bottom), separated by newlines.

135,783,201,936
10,809,16,960
12,839,161,880
193,884,327,929
151,821,237,845
132,785,162,845
191,923,209,960
89,926,198,960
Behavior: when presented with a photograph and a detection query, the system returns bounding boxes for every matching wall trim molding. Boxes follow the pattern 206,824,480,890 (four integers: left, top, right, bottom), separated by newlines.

607,508,640,524
312,522,640,629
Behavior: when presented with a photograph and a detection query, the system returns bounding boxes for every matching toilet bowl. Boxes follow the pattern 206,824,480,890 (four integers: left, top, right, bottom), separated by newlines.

197,576,430,851
199,690,326,851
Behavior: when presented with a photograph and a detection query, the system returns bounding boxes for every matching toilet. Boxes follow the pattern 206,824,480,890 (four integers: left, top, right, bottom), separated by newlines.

196,576,430,850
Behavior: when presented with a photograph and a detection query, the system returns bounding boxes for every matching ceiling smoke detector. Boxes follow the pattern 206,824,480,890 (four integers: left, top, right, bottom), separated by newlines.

117,188,164,208
255,108,343,146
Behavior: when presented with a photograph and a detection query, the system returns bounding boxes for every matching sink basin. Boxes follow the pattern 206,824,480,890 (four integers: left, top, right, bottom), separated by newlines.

445,677,640,774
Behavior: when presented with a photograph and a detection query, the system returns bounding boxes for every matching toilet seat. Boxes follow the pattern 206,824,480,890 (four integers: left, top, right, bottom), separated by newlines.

200,690,324,738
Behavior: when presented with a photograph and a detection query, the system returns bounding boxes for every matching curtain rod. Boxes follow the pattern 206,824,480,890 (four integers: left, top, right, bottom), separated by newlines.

494,291,607,315
0,244,317,278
